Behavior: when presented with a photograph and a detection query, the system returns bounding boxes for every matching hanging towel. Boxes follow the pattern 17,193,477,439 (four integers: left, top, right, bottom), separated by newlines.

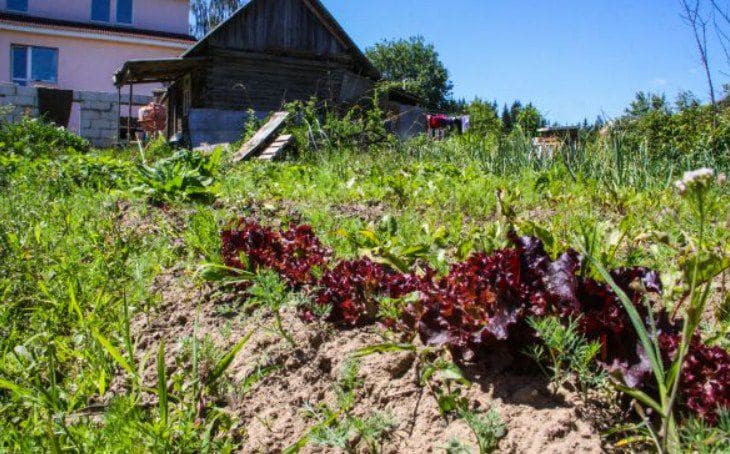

37,87,74,127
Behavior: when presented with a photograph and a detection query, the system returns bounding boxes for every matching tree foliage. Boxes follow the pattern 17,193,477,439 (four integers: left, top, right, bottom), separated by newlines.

611,90,730,157
366,36,453,110
190,0,247,38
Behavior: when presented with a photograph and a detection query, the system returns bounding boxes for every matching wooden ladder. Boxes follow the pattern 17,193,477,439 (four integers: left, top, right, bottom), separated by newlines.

232,111,290,162
258,134,293,161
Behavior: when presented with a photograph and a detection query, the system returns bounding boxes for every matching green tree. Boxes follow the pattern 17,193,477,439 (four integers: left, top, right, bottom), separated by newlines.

467,98,502,138
366,36,453,109
675,90,701,112
190,0,247,38
501,104,513,133
625,91,670,117
516,103,545,136
509,101,523,127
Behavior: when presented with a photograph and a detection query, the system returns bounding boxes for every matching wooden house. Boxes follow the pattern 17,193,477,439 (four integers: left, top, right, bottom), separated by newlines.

114,0,395,147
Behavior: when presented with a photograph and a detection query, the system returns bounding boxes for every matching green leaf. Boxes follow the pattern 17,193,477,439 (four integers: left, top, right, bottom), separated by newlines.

157,340,168,426
585,252,666,397
0,378,40,404
206,330,254,388
359,230,381,246
198,263,254,283
613,382,664,415
92,329,137,379
436,363,470,385
351,343,416,358
681,251,730,287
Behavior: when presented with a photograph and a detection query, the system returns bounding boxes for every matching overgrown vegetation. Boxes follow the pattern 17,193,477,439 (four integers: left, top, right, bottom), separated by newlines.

0,102,728,452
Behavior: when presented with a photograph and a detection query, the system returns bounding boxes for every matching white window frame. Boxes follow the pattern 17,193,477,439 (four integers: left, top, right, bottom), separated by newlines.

116,0,134,25
11,44,59,86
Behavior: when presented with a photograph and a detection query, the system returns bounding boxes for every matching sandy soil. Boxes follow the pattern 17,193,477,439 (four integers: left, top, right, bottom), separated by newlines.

118,268,615,453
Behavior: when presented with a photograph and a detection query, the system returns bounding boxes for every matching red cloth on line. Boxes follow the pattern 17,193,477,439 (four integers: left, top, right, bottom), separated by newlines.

428,114,449,129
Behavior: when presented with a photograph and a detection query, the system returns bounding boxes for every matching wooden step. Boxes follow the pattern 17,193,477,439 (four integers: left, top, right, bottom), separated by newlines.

258,134,293,161
233,111,289,162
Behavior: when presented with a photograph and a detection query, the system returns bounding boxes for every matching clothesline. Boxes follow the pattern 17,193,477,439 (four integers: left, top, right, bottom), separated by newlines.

426,114,470,139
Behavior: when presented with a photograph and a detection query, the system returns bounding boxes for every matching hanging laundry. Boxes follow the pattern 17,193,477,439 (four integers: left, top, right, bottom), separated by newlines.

428,114,450,129
458,115,470,134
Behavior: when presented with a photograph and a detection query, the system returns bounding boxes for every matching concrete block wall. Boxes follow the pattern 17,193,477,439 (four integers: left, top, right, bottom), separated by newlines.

0,83,151,147
0,84,39,122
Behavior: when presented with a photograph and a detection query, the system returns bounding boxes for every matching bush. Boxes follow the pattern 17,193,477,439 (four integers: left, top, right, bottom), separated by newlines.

0,116,89,158
285,96,393,154
608,98,730,159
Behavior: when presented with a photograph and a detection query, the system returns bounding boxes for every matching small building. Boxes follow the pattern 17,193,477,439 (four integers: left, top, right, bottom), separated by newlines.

532,125,581,158
114,0,424,147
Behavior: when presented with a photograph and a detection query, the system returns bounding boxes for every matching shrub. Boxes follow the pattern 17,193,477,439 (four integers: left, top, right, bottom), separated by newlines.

0,116,89,158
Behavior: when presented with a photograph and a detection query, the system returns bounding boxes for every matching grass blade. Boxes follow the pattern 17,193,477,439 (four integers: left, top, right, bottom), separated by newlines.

351,343,416,358
582,252,666,396
92,328,137,378
157,340,168,426
206,330,254,388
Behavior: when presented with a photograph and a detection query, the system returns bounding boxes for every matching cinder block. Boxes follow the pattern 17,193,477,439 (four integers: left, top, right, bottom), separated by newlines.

87,101,112,111
0,84,16,96
91,119,114,129
78,91,101,102
81,110,102,120
13,96,36,107
16,85,37,97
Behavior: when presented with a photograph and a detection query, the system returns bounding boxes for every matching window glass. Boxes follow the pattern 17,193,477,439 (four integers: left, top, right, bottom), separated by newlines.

117,0,133,24
91,0,110,22
30,47,58,83
7,0,28,12
11,45,28,84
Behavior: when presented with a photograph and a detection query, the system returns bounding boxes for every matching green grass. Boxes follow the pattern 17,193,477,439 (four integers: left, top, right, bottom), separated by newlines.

0,120,727,450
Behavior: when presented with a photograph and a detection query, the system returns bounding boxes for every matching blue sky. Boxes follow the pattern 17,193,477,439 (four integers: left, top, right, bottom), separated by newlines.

322,0,728,124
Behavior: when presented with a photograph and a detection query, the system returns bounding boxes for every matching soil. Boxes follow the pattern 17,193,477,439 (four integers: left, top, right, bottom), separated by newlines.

117,268,616,453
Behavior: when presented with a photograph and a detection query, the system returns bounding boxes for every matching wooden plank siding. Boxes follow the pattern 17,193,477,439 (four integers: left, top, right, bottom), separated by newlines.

201,50,349,111
207,0,346,58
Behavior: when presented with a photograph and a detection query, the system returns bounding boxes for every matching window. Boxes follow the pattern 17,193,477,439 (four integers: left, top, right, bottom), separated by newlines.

7,0,28,12
91,0,110,22
11,45,58,86
117,0,133,24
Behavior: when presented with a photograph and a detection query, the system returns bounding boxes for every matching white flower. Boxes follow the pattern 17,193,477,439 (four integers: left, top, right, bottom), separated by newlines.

675,168,715,195
718,172,727,185
674,180,687,194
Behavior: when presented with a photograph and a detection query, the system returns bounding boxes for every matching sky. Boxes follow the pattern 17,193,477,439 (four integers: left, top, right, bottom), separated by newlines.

320,0,729,125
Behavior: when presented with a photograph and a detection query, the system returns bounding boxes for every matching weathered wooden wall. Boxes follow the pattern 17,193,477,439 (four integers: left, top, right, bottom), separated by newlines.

206,0,346,58
196,49,372,112
169,0,383,140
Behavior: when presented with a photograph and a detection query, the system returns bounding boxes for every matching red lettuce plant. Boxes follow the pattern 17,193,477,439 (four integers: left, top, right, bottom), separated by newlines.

221,218,329,287
219,218,729,424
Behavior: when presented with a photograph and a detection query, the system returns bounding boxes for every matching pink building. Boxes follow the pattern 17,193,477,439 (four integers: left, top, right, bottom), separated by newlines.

0,0,195,96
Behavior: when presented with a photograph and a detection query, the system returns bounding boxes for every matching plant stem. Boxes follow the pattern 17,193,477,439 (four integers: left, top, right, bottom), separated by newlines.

661,190,707,452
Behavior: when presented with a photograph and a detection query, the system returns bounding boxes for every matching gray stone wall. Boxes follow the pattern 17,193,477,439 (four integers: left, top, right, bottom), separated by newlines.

0,83,150,147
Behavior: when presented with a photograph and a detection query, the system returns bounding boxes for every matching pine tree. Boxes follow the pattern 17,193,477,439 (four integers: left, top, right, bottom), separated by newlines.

501,104,513,133
509,101,523,127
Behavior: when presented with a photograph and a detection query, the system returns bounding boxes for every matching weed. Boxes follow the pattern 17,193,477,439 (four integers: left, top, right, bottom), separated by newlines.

460,407,507,454
526,316,606,395
286,358,397,453
247,270,297,347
